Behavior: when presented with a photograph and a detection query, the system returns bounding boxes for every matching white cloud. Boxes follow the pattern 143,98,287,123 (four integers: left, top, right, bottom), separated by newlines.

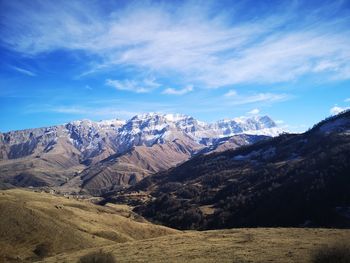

11,66,36,77
40,105,137,119
345,98,350,102
224,90,237,97
247,108,259,115
330,106,349,115
225,92,289,105
224,90,290,106
51,106,87,114
162,85,193,95
2,1,350,87
106,78,160,93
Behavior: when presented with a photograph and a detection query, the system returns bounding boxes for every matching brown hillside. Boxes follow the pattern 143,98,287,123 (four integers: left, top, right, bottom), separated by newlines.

76,140,200,195
0,189,178,262
42,228,350,263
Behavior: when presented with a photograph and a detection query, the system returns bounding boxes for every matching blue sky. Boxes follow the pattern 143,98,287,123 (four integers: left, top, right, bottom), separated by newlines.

0,0,350,132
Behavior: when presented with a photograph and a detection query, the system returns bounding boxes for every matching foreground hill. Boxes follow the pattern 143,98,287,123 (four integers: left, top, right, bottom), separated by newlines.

117,110,350,229
0,189,178,262
42,228,350,263
1,189,349,263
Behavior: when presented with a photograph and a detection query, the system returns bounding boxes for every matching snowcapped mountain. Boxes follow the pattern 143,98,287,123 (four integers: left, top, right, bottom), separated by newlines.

0,113,283,193
0,112,282,164
114,113,282,152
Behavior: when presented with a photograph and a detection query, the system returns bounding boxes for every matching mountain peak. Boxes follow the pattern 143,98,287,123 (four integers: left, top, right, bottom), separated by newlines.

129,112,194,123
164,113,193,122
1,112,284,160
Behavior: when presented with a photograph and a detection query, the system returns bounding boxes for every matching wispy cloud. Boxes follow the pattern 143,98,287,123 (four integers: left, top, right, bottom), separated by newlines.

162,85,193,95
51,106,87,114
225,91,289,105
105,78,160,93
247,108,260,115
224,90,237,97
2,1,350,87
25,99,178,119
11,66,36,77
345,98,350,102
36,105,138,119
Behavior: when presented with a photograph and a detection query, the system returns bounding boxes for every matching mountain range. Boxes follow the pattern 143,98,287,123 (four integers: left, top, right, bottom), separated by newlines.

1,110,350,231
0,113,281,194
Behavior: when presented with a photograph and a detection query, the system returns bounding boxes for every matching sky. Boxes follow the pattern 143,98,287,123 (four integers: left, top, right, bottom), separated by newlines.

0,0,350,132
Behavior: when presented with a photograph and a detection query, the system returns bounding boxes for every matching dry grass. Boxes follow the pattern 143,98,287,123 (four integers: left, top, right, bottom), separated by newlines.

1,189,349,263
0,189,178,262
41,228,350,263
199,205,215,215
78,250,116,263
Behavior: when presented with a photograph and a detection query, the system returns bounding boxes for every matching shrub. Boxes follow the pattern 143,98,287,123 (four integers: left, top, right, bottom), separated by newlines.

33,242,51,258
311,244,350,263
78,250,116,263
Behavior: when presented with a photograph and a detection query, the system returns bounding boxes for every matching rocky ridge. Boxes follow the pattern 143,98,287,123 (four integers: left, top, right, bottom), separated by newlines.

0,113,281,194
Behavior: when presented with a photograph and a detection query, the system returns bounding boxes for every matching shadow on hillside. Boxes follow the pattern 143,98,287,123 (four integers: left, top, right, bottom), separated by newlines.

78,250,116,263
311,243,350,263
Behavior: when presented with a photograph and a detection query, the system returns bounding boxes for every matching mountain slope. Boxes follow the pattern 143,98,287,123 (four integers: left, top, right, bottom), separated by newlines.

76,140,200,195
123,110,350,229
0,113,280,192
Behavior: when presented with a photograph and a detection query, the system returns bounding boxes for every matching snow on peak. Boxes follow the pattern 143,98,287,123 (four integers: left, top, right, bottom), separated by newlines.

129,112,196,123
231,115,276,127
25,112,283,154
67,119,95,126
97,119,126,127
164,113,192,122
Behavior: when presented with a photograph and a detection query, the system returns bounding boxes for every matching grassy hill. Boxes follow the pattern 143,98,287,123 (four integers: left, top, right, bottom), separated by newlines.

42,228,350,263
0,189,178,262
0,189,349,263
